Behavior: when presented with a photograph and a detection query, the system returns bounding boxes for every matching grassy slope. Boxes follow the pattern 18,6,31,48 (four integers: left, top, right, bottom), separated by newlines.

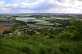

0,35,82,54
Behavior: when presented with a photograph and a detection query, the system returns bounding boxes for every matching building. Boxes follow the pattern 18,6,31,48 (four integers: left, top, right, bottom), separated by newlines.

16,17,36,22
36,20,54,26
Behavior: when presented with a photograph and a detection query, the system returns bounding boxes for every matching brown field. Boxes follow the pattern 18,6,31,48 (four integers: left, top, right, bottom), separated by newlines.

0,24,12,33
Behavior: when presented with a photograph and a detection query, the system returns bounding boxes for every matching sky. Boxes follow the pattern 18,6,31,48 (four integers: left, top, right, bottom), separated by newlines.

0,0,82,14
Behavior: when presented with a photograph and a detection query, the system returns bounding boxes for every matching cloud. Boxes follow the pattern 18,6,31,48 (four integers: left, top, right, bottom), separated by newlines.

0,1,11,13
0,0,82,13
47,0,82,13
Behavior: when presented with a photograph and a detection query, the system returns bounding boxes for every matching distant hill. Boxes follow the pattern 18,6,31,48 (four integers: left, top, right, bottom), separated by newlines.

0,13,82,18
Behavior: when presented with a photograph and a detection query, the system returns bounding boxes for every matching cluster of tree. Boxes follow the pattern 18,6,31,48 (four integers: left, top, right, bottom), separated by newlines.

58,18,82,41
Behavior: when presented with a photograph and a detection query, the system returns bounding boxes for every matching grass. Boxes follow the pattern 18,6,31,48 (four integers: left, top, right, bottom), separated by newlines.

38,25,54,28
0,34,82,54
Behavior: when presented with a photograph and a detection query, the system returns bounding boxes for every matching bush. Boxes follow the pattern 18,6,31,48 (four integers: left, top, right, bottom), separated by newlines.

2,30,12,34
19,47,35,54
58,31,75,41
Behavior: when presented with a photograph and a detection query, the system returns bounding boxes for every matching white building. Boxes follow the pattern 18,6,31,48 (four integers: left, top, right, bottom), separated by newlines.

36,20,54,25
16,17,36,22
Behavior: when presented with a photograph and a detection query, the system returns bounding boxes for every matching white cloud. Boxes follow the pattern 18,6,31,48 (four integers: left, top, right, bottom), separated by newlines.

0,1,5,7
0,1,11,13
47,0,82,13
0,0,82,13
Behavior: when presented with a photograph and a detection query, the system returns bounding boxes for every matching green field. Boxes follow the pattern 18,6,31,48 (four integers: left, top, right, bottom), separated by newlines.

38,25,54,28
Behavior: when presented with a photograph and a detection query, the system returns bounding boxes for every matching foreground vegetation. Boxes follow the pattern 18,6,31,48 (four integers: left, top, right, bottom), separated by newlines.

0,18,82,54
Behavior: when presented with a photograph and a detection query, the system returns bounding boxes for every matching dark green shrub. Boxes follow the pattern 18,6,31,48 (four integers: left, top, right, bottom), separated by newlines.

2,30,12,34
20,47,35,54
40,48,46,54
58,31,75,41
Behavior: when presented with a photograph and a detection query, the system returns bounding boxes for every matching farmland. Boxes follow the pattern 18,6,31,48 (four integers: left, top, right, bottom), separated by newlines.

0,14,82,54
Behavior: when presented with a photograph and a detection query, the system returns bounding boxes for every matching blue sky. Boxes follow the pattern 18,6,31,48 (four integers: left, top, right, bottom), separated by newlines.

0,0,82,14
